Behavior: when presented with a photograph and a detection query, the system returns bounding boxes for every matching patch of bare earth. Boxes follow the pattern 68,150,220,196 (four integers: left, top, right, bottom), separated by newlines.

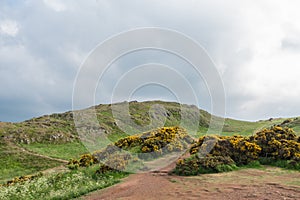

81,166,300,200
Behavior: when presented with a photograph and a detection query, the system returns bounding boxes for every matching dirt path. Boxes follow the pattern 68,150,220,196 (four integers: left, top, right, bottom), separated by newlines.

82,166,300,200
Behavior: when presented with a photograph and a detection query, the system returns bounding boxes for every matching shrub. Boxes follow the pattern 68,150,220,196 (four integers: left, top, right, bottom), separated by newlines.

138,127,193,159
95,153,132,174
1,173,43,187
67,154,97,169
68,126,193,173
179,125,300,175
190,135,261,165
113,126,193,159
249,126,300,160
173,155,237,176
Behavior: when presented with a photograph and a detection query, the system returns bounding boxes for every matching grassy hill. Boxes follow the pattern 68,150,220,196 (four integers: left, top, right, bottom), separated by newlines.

1,100,299,183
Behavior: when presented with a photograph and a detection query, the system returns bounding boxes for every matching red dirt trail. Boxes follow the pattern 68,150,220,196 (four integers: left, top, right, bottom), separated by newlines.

82,166,300,200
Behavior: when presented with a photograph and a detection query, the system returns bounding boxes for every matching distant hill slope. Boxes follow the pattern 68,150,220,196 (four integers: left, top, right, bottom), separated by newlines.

1,100,299,182
1,100,299,145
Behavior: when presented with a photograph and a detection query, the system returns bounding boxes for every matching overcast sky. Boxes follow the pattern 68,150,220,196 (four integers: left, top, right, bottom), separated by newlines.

1,0,300,122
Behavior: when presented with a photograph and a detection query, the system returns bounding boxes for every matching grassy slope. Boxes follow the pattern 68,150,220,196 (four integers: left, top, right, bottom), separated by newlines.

0,141,63,183
19,142,88,160
1,100,299,182
280,117,300,133
221,117,286,136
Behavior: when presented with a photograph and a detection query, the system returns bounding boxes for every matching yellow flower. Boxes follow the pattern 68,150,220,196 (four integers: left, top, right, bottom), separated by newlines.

177,159,184,165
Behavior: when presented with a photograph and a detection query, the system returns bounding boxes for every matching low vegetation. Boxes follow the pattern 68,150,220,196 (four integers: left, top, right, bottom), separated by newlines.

1,101,300,199
68,126,193,172
20,142,88,160
0,166,127,200
0,141,63,183
1,123,300,199
174,125,300,175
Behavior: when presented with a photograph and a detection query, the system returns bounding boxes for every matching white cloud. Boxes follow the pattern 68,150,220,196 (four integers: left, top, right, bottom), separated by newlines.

1,0,300,121
0,19,19,37
43,0,67,12
218,1,300,120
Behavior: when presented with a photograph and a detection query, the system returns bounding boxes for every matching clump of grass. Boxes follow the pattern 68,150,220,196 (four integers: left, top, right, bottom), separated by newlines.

259,157,300,171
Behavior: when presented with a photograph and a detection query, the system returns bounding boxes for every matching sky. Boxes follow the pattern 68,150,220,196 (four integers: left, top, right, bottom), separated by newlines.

1,0,300,122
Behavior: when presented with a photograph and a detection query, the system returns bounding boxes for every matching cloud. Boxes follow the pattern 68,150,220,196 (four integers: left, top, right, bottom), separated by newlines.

216,1,300,120
0,0,300,122
43,0,66,12
0,19,19,36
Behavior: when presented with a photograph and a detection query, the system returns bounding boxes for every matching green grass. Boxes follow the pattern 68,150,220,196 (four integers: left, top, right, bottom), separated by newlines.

0,166,128,200
2,101,300,146
221,118,285,136
1,100,300,190
0,143,63,183
239,160,264,169
21,142,89,160
281,118,300,134
107,132,129,143
259,158,300,171
196,117,289,137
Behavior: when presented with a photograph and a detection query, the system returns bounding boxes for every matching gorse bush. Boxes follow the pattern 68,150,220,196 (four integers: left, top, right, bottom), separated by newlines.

174,155,237,176
67,153,98,169
68,126,193,171
249,126,300,160
115,126,193,155
175,126,300,176
190,135,261,165
1,173,43,187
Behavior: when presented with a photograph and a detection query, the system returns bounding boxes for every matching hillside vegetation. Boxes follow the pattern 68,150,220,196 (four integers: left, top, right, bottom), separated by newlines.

174,125,300,175
1,100,300,183
1,118,300,199
67,125,300,177
67,126,193,172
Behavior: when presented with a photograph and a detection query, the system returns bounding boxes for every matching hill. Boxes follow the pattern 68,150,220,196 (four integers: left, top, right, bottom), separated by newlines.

0,100,299,182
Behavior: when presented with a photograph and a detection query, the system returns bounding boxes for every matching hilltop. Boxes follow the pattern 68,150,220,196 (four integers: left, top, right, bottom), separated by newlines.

2,100,297,145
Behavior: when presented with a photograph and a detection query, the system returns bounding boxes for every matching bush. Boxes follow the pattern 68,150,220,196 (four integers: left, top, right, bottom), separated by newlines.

1,173,43,187
190,135,261,165
249,126,300,160
178,126,300,175
67,154,97,169
115,126,193,157
173,155,237,176
69,126,194,171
